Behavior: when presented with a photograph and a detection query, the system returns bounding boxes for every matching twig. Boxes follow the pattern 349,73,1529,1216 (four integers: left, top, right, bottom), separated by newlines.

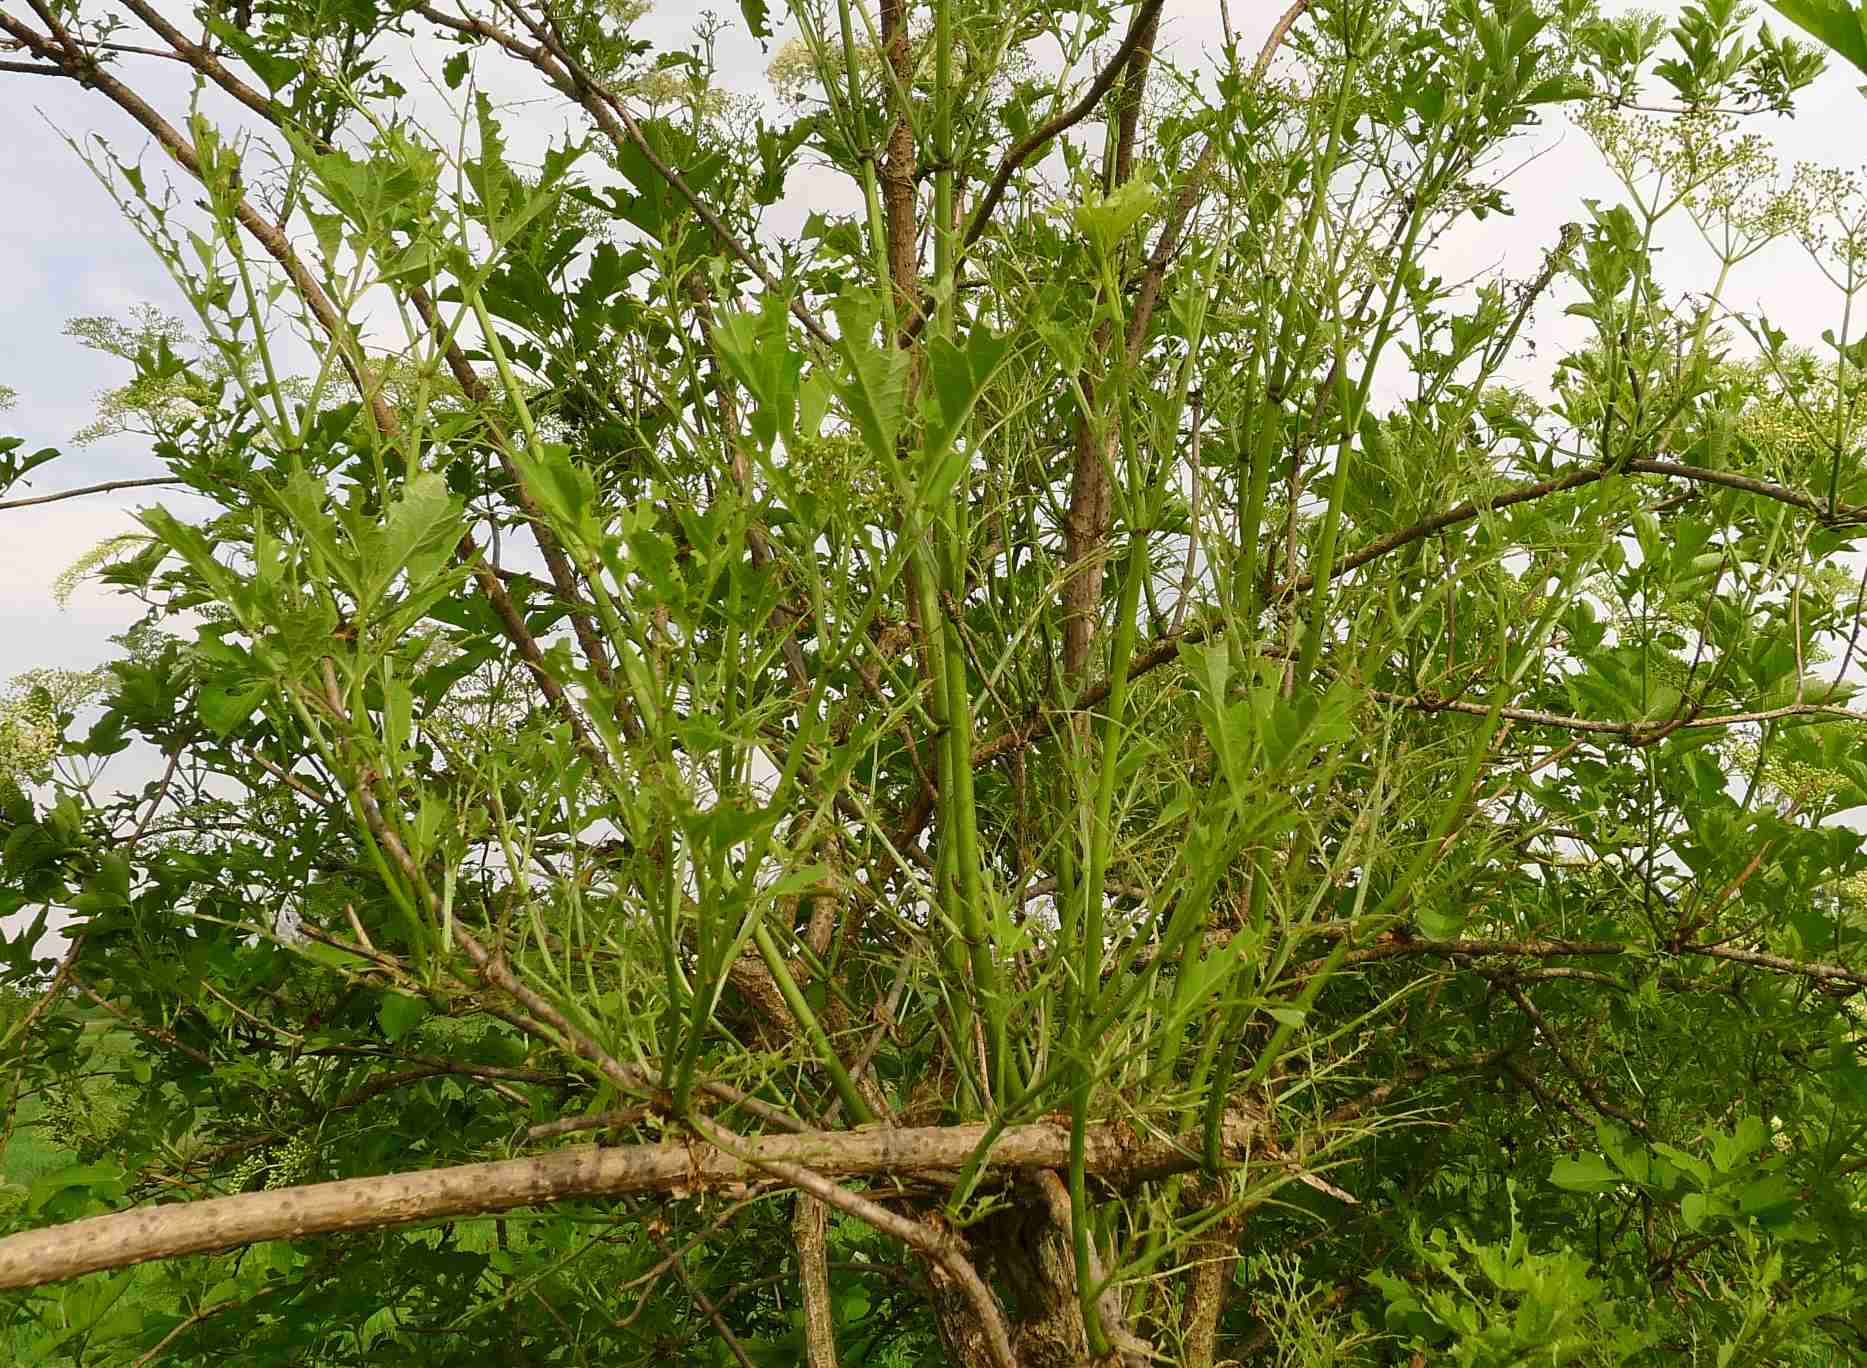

614,1195,764,1315
646,1229,758,1368
1831,555,1867,695
1170,389,1204,636
125,743,184,845
1123,0,1313,367
1502,1052,1591,1127
960,0,1167,255
1370,687,1867,741
0,476,180,511
430,0,834,349
526,1107,652,1140
1321,930,1867,994
243,748,335,808
72,980,214,1068
0,925,92,1137
687,1114,1016,1368
4,9,627,775
1322,1048,1509,1126
0,1112,1268,1289
130,1281,279,1366
1503,981,1647,1135
1277,458,1867,602
0,6,395,435
1031,1167,1151,1365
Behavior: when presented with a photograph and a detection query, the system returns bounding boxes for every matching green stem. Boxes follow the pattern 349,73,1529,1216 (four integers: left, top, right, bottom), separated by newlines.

1295,145,1439,689
1069,522,1149,1356
1069,1094,1106,1356
832,0,900,339
752,923,876,1124
466,288,644,685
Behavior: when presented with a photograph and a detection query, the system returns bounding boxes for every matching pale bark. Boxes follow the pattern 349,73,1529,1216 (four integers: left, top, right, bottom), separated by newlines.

0,1112,1262,1290
1031,1169,1152,1366
1180,1224,1242,1368
795,1195,840,1368
879,0,920,337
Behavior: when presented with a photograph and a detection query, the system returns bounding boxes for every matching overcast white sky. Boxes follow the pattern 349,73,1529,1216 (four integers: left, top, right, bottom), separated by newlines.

1,0,1862,683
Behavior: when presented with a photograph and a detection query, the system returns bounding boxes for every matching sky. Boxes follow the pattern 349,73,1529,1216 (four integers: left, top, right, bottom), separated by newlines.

1,1,1864,693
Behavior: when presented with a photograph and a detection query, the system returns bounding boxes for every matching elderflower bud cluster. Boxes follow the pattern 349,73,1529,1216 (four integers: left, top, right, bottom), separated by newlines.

38,1084,126,1155
1740,396,1821,466
265,1133,317,1190
52,534,149,608
784,430,887,522
1833,869,1867,914
226,1146,270,1192
69,370,215,448
767,38,837,106
1725,735,1859,807
625,68,729,117
0,668,107,786
1577,108,1808,247
1791,163,1867,272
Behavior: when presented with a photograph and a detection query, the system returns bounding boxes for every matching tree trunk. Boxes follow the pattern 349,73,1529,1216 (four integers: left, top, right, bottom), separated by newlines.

1180,1224,1241,1368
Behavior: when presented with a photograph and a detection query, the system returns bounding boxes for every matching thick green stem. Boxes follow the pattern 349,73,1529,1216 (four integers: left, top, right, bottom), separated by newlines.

752,923,876,1124
1067,523,1149,1356
1293,102,1431,691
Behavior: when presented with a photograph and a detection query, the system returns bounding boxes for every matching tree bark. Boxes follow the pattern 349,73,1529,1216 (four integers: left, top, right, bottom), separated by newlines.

1059,6,1161,684
795,1193,840,1368
1180,1220,1243,1368
879,0,920,338
0,1112,1263,1290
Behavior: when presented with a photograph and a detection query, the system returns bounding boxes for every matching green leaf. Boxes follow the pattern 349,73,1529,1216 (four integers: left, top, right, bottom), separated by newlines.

1596,1120,1649,1182
198,680,269,738
830,291,911,469
923,325,1013,462
273,472,363,600
738,0,772,39
1075,173,1160,259
712,293,801,450
511,443,597,538
1522,74,1594,104
378,992,430,1044
1767,0,1867,74
137,506,254,621
199,13,301,93
1416,900,1465,940
29,1163,125,1214
97,852,131,903
358,472,465,614
1548,1154,1620,1192
767,863,832,900
1711,1116,1769,1172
